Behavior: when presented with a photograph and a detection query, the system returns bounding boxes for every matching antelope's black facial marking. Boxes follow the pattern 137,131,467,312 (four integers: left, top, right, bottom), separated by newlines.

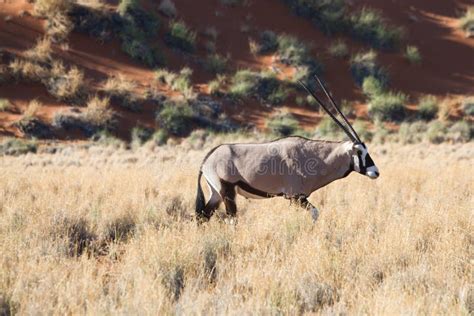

353,143,379,179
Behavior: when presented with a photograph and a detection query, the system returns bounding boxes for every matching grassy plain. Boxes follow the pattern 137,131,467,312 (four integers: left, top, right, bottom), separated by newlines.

0,137,472,314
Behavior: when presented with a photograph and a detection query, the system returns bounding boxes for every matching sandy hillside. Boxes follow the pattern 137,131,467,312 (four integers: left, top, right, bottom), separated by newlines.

0,0,473,139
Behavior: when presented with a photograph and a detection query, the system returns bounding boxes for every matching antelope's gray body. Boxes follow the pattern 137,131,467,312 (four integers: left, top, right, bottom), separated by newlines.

195,136,379,222
195,75,380,222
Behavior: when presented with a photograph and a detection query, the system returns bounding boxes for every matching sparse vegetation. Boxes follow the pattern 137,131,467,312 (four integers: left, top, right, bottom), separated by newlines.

155,67,194,98
0,138,37,156
461,97,474,116
459,6,474,37
24,37,52,62
350,50,388,86
204,54,228,74
404,45,422,64
0,136,472,313
47,61,85,102
266,112,299,136
314,117,342,139
0,98,12,112
417,95,438,121
165,20,197,53
328,39,349,58
250,30,278,55
368,91,407,122
229,70,290,105
208,75,227,96
362,76,384,97
156,100,194,136
349,7,403,49
102,74,140,111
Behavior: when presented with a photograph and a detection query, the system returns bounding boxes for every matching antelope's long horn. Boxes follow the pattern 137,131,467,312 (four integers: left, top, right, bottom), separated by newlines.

314,75,362,143
297,79,358,143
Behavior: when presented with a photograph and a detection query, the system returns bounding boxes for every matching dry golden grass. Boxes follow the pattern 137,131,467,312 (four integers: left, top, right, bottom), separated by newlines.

24,37,52,63
0,138,472,314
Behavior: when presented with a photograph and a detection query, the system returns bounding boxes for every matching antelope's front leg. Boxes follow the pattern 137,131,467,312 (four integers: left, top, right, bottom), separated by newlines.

293,195,319,222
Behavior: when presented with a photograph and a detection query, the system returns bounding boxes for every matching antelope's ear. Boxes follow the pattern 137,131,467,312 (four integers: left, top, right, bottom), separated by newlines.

354,143,364,152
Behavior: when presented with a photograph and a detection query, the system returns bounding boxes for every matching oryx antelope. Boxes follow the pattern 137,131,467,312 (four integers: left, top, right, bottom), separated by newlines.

195,76,379,222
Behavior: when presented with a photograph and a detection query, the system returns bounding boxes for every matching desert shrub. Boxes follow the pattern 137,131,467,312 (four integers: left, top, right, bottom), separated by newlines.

51,213,96,257
368,91,407,122
102,74,140,111
155,67,193,97
165,20,196,53
9,58,48,82
350,50,388,86
277,34,311,66
131,126,154,145
461,97,474,116
151,129,168,145
204,53,228,74
0,98,12,111
69,4,116,41
102,213,136,243
24,37,52,62
328,39,348,58
0,138,37,156
398,121,428,144
208,74,227,96
157,101,194,136
362,76,384,97
404,45,422,64
118,0,162,66
250,30,279,55
417,95,438,121
282,0,347,34
459,7,474,37
80,96,116,133
34,0,72,16
158,0,177,17
47,61,85,102
229,70,289,105
426,121,447,144
349,7,403,49
266,112,299,136
448,121,472,142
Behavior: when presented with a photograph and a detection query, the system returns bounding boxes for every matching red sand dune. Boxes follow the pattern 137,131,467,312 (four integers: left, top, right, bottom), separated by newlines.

0,0,472,138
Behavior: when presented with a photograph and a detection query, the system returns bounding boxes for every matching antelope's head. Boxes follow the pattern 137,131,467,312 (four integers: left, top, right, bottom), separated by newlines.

352,143,379,179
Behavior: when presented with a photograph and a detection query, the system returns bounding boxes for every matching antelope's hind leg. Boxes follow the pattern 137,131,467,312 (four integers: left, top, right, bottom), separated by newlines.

198,180,222,222
220,181,237,218
294,195,319,222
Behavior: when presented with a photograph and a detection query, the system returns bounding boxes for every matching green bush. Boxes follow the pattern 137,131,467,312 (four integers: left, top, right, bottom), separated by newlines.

328,39,348,58
0,98,12,111
398,121,428,144
362,76,384,97
462,97,474,116
350,50,388,86
448,121,472,142
404,45,422,64
368,91,407,122
266,112,299,136
349,7,403,49
417,95,438,121
276,34,311,66
459,7,474,37
152,129,168,145
251,30,278,55
165,20,196,53
131,126,154,145
157,101,194,136
118,0,161,66
0,138,37,156
208,75,227,96
204,54,228,74
426,121,447,144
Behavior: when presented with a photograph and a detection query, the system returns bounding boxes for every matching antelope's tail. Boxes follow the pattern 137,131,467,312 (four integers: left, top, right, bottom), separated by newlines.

195,171,205,217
